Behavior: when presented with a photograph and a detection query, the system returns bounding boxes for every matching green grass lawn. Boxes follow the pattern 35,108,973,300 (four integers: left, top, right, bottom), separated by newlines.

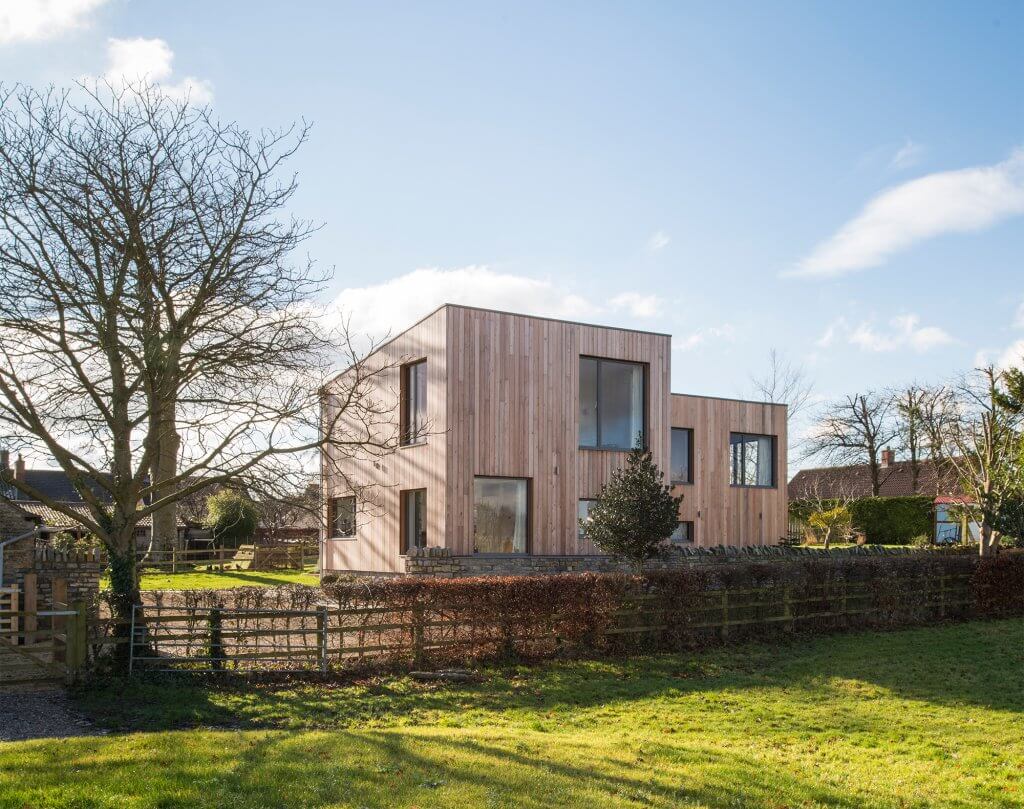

100,565,321,590
1,619,1022,808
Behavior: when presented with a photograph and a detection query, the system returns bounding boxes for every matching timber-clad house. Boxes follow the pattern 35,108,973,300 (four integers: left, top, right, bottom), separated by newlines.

320,304,788,575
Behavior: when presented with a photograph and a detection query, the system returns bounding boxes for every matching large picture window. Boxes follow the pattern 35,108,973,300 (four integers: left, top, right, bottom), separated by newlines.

400,489,427,553
670,428,693,484
729,433,776,487
473,477,529,554
579,357,645,450
329,496,356,538
401,359,427,445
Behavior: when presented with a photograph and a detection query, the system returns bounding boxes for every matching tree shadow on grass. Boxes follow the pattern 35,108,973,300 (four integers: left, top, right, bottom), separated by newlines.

73,618,1024,737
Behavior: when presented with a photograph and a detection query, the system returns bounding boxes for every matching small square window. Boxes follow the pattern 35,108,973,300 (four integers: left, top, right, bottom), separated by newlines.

671,520,694,545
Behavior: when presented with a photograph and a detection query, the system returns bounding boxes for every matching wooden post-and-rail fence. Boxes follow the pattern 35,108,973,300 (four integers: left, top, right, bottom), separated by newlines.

117,573,980,675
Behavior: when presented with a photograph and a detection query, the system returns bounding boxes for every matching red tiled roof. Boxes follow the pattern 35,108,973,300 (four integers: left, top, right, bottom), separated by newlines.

14,502,189,529
788,458,964,500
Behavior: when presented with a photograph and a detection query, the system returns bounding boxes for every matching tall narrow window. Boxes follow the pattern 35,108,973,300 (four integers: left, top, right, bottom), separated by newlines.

577,498,597,550
578,357,645,450
670,428,693,484
329,496,356,538
473,477,529,554
401,359,427,445
729,433,776,487
400,489,427,553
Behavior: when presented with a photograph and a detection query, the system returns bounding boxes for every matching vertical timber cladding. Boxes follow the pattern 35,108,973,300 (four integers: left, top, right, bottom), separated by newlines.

670,393,788,547
445,305,672,556
322,307,448,574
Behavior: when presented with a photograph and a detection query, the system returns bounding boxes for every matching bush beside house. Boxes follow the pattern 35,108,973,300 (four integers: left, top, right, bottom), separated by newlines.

791,495,934,545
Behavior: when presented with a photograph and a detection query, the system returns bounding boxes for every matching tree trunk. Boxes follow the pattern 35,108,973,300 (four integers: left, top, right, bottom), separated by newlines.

822,528,832,551
979,521,999,557
151,406,181,552
104,525,142,665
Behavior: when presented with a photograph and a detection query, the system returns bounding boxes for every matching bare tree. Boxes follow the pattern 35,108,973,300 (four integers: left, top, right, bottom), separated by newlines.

804,392,897,496
892,384,928,494
0,83,396,640
749,349,814,419
933,367,1023,557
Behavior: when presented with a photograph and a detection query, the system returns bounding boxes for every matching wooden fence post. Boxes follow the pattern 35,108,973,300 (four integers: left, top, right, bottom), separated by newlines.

171,548,178,574
317,605,329,674
65,600,88,684
209,607,224,671
23,573,37,645
412,602,425,669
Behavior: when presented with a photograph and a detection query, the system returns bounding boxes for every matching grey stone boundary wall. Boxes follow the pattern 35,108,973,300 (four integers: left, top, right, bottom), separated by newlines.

3,546,104,610
401,544,943,578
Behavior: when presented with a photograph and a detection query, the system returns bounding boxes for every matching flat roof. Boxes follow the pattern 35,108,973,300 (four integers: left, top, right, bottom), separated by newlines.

670,391,787,408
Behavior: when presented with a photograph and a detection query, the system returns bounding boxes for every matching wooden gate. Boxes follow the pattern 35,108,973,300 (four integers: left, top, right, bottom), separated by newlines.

0,579,82,688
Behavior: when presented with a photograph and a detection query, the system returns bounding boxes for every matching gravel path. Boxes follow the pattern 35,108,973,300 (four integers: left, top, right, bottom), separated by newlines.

0,688,101,742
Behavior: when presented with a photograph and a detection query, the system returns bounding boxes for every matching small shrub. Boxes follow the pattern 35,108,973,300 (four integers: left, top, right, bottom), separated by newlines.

51,531,101,554
910,534,932,548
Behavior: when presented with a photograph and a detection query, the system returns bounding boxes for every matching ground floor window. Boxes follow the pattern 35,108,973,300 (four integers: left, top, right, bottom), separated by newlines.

474,476,529,554
330,495,356,538
401,489,427,553
671,520,694,544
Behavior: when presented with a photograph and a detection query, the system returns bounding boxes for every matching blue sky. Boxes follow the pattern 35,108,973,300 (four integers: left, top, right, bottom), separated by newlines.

3,1,1023,441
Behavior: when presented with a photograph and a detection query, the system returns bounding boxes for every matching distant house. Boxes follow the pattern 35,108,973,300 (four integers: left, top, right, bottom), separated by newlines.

788,449,977,544
0,450,202,550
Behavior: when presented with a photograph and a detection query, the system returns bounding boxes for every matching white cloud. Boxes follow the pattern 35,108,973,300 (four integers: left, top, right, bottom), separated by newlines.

0,0,108,44
326,266,664,342
890,139,925,171
672,325,736,352
647,231,670,251
93,37,213,104
818,314,954,353
609,292,663,318
791,148,1024,278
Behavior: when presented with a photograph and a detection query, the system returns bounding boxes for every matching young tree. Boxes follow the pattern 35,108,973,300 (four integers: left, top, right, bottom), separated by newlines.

204,490,259,548
580,444,683,573
937,366,1024,557
0,83,395,644
804,392,897,496
807,505,852,550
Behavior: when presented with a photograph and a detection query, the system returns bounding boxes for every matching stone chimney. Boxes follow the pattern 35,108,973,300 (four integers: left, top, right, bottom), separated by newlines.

14,453,25,481
880,448,895,468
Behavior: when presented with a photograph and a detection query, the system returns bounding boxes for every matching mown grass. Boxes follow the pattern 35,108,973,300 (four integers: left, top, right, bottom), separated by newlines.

1,619,1021,808
100,565,320,591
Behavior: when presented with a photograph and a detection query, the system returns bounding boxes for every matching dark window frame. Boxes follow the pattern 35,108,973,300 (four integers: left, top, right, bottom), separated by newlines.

399,488,427,554
472,475,532,555
577,497,598,542
670,427,694,485
671,520,695,545
578,356,649,451
729,432,777,488
400,358,427,446
329,495,356,538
